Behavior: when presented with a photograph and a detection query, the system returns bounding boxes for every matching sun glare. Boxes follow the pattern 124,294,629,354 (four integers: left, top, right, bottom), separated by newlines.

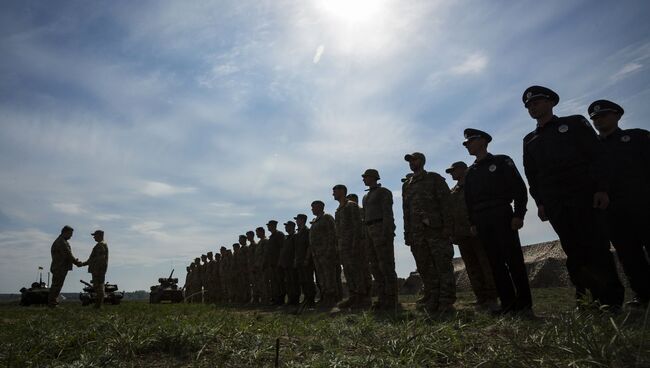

317,0,388,23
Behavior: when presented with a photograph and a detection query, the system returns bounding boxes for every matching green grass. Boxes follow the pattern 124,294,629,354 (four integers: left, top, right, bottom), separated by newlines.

1,288,648,367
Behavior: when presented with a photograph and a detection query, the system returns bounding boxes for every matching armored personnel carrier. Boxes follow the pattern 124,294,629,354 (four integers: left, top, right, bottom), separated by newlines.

19,279,49,306
149,269,183,303
79,279,124,306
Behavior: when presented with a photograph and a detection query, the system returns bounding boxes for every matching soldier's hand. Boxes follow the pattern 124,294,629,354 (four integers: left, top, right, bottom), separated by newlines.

593,192,609,210
537,205,548,222
404,232,412,246
511,217,524,230
470,226,478,236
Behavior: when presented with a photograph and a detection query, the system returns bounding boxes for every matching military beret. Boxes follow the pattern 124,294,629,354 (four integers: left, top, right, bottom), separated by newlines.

332,184,347,191
463,128,492,145
194,257,200,262
445,161,468,174
311,200,325,207
284,220,296,227
362,168,381,179
90,229,104,236
238,234,247,239
61,225,74,233
255,226,265,232
588,99,624,119
294,214,308,221
404,152,426,163
266,220,278,226
207,251,213,256
246,230,255,235
522,85,559,107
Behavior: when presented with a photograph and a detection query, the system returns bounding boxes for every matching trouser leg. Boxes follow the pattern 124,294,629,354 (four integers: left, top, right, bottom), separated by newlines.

92,274,105,308
48,270,68,306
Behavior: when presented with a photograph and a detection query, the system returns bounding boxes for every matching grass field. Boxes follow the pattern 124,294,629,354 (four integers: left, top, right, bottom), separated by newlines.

1,288,648,367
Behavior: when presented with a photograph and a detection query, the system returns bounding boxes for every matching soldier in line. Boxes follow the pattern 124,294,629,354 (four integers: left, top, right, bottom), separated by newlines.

191,258,202,303
233,242,244,303
226,248,236,303
199,254,208,303
204,251,215,303
79,230,109,309
522,86,623,309
238,235,252,304
445,161,498,309
255,227,271,305
309,200,340,307
266,221,286,305
279,221,301,305
362,169,399,311
212,252,223,303
588,100,650,308
247,230,261,305
463,128,532,315
347,193,374,300
294,214,317,306
183,265,192,302
402,153,456,312
48,225,82,308
333,184,372,309
218,248,230,303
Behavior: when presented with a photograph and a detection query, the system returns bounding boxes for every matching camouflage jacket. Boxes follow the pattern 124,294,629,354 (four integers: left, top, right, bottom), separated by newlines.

86,241,108,276
248,242,258,271
335,200,363,251
309,214,337,258
50,235,76,273
278,233,296,269
265,231,285,268
449,183,473,238
402,170,453,241
362,185,396,237
293,226,311,267
255,239,268,270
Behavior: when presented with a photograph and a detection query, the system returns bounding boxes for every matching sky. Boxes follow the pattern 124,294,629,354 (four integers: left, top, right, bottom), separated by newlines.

1,0,649,293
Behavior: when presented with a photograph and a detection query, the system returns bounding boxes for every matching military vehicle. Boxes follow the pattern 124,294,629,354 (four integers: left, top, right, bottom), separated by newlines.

149,269,183,303
79,279,124,306
20,268,50,306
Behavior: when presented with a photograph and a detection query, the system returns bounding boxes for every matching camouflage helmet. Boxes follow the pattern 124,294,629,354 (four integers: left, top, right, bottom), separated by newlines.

362,169,380,179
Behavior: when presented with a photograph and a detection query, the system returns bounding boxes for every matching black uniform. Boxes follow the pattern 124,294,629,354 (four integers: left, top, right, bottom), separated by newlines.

465,153,532,313
599,127,650,303
523,115,624,307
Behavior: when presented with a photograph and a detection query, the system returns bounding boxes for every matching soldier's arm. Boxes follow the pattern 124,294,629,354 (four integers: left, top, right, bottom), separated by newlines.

381,189,395,236
522,138,542,207
350,204,363,242
573,116,610,193
503,157,528,220
463,174,476,226
402,189,412,245
433,174,454,237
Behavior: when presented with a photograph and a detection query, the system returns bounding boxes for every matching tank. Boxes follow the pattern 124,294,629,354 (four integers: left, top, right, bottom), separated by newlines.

79,279,124,306
149,269,183,303
19,278,49,306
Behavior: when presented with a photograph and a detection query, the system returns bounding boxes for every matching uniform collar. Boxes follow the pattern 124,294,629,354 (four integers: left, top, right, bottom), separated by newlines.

599,127,623,141
473,153,494,165
365,183,382,192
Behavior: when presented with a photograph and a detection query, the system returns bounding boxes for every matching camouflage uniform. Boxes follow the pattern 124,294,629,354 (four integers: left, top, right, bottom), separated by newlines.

48,234,79,306
294,224,316,304
403,170,457,309
183,266,192,302
363,184,398,308
191,258,202,303
309,213,339,305
239,245,251,303
199,255,209,303
266,230,286,304
255,239,271,303
210,254,223,303
449,182,497,304
248,240,260,304
85,240,109,308
279,231,300,305
335,200,372,306
218,252,230,303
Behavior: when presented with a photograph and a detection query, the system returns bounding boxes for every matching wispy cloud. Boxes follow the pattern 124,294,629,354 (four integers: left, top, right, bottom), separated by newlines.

611,62,643,81
451,53,488,75
141,181,196,197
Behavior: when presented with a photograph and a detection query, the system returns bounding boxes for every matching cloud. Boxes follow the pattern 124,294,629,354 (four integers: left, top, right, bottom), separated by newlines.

451,53,488,75
141,181,197,197
313,44,325,64
52,202,86,215
610,62,643,81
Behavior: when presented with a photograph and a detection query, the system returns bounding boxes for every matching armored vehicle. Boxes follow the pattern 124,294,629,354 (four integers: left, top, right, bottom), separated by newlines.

79,279,124,306
19,279,49,306
149,269,183,303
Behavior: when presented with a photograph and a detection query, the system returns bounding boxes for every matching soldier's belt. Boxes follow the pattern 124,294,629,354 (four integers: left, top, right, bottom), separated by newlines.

364,219,383,225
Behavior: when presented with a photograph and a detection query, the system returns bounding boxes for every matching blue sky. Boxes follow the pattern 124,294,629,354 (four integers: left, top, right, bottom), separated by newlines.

1,0,649,292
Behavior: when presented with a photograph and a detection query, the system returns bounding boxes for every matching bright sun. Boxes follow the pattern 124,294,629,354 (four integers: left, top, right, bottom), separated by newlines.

317,0,388,23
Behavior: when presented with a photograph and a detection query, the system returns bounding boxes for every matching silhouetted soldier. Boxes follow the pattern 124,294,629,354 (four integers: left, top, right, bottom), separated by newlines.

48,225,82,308
205,251,215,303
183,265,192,301
309,200,339,307
238,235,252,304
279,221,301,305
247,230,261,305
588,99,650,308
522,86,623,309
334,184,372,309
255,227,271,304
463,128,532,315
403,152,456,312
80,230,109,309
362,169,398,311
294,214,316,306
266,220,286,305
445,161,498,309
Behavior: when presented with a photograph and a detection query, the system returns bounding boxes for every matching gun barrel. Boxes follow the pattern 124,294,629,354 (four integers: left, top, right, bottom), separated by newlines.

80,279,92,287
168,269,175,279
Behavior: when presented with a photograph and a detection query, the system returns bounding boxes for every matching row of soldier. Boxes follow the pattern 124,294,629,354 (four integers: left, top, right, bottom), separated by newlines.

183,85,649,315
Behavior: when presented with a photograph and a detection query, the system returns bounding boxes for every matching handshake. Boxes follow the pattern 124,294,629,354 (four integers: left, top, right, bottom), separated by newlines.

73,258,87,267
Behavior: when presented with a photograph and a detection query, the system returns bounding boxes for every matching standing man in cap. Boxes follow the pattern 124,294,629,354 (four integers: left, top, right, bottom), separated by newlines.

80,230,109,309
294,214,317,306
211,252,223,303
255,227,271,304
446,161,498,309
588,99,650,308
266,220,286,305
204,252,215,303
183,265,193,302
199,254,209,303
191,258,202,302
333,185,372,309
309,200,339,307
522,86,624,309
48,225,82,308
362,169,399,310
232,242,245,303
238,235,252,304
247,230,261,305
218,249,230,303
403,153,456,312
463,129,533,315
279,221,301,305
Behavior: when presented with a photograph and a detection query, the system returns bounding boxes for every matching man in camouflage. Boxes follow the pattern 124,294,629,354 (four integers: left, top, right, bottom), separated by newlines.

294,214,316,306
211,252,223,303
402,153,456,312
247,230,261,305
334,185,372,309
238,235,252,304
233,242,244,303
446,161,498,309
218,248,230,303
204,252,216,303
309,200,340,307
362,169,399,310
279,221,301,305
255,227,271,304
266,221,286,305
48,225,82,308
81,230,109,309
199,254,209,303
183,265,192,302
